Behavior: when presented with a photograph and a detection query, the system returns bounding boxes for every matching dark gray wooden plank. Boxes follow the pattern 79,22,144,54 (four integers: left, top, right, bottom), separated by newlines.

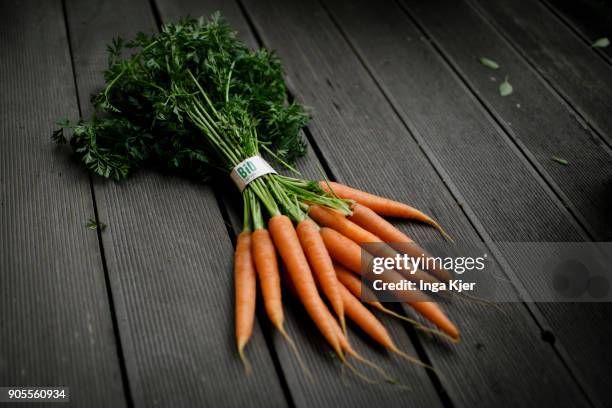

64,0,287,406
397,0,612,239
239,0,593,406
156,1,447,407
467,0,612,142
317,0,612,404
0,0,126,406
543,0,612,61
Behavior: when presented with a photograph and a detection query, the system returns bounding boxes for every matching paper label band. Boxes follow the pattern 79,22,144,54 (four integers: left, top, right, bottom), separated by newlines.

230,156,277,192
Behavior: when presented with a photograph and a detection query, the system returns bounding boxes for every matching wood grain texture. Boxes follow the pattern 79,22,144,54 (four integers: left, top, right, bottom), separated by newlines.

467,0,612,142
544,0,612,61
0,0,126,406
399,0,612,241
239,0,592,406
64,0,287,405
156,1,445,407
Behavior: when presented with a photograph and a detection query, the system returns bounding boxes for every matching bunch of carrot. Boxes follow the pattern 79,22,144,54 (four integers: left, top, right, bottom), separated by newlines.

53,12,459,378
235,176,459,377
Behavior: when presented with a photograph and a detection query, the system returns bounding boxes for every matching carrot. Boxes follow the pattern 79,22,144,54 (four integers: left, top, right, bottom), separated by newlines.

296,219,346,333
338,282,433,371
309,204,381,244
348,203,452,282
252,228,310,376
235,231,257,373
320,227,459,340
252,229,283,329
325,304,397,383
335,263,421,324
320,181,452,241
319,227,430,305
345,204,491,311
309,205,439,286
282,264,388,383
334,262,374,301
335,263,458,342
268,215,342,357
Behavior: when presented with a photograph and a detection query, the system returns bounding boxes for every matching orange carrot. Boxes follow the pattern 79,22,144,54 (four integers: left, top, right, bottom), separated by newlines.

320,181,451,241
296,219,346,333
335,263,458,342
319,227,429,304
309,204,380,244
319,226,363,273
282,264,388,383
252,229,283,329
252,228,311,377
338,282,432,369
268,215,342,357
235,231,257,372
348,203,452,282
320,227,459,340
310,205,439,286
334,262,375,302
335,262,418,321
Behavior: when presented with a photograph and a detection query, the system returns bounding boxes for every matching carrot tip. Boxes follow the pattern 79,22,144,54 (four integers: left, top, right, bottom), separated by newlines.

392,347,437,373
277,325,313,381
347,349,395,384
238,340,252,375
430,221,453,242
373,303,459,343
340,315,348,337
343,359,378,384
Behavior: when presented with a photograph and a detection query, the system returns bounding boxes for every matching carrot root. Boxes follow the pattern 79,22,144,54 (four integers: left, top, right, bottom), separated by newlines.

342,359,378,384
390,346,434,372
427,219,454,243
277,325,313,381
370,302,458,343
237,339,252,375
345,350,396,384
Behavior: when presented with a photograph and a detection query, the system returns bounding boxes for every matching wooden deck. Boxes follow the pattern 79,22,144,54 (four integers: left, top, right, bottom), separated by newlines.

1,0,611,406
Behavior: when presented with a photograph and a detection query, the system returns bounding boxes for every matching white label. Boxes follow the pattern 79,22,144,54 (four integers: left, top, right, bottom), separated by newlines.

230,156,277,191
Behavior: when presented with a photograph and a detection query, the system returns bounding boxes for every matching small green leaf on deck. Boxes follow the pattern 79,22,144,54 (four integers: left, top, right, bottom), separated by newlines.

592,37,610,48
86,218,107,231
479,57,499,69
552,156,568,165
499,76,513,96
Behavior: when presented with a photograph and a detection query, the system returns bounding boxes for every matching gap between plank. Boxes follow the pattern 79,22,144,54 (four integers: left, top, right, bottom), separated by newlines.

60,0,134,406
319,1,599,406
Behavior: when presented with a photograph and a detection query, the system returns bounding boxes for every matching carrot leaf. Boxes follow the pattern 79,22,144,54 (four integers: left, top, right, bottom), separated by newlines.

54,14,309,181
592,37,610,48
552,156,569,165
499,76,513,96
479,57,499,69
86,218,107,231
